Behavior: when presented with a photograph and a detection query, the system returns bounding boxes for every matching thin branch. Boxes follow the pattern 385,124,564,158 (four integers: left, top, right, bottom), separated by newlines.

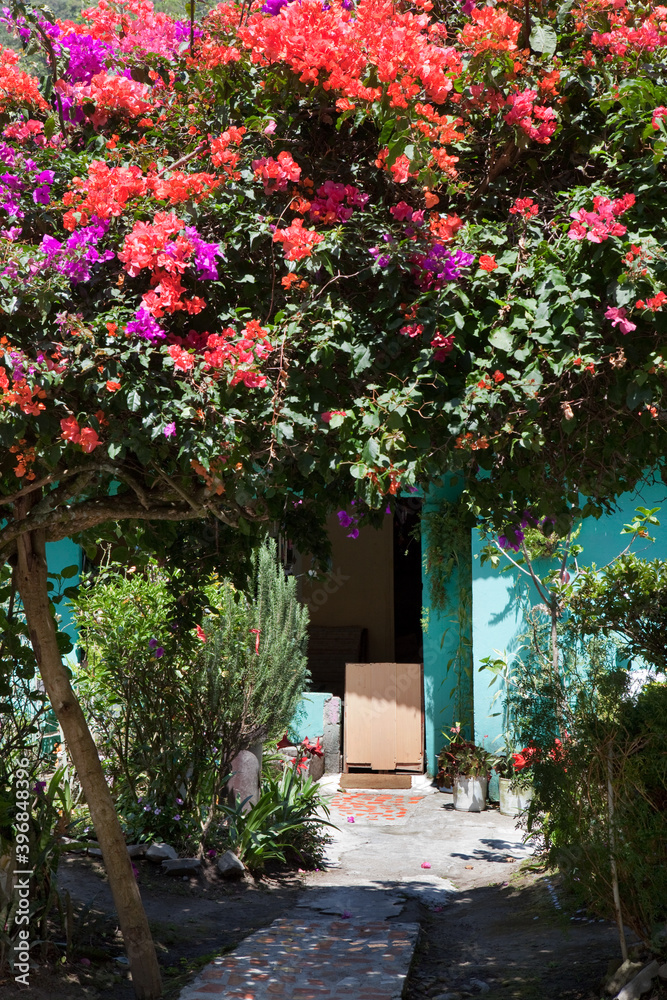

1,467,92,507
156,140,209,178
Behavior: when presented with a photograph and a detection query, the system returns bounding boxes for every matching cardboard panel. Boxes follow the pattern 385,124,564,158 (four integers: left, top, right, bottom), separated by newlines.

344,661,373,766
370,662,397,770
395,662,423,768
345,662,423,772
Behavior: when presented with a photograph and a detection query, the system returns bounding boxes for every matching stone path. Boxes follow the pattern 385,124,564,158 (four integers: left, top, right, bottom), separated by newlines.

179,914,419,1000
178,777,535,1000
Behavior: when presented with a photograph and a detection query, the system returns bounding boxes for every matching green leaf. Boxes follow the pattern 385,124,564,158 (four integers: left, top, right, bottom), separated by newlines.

530,23,558,55
350,463,368,479
127,389,141,412
488,329,514,352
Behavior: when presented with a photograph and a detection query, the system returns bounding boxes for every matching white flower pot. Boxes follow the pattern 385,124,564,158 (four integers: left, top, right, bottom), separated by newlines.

498,777,533,817
453,775,488,812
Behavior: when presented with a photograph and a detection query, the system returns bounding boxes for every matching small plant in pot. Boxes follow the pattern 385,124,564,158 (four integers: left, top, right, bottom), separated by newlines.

495,745,536,817
437,726,498,812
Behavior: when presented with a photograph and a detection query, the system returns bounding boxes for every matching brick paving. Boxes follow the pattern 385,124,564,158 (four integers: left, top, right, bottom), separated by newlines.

179,916,419,1000
330,792,424,823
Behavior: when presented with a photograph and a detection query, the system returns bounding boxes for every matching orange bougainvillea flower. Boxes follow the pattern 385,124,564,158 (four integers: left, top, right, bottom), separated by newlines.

273,218,324,261
478,254,498,271
106,380,121,391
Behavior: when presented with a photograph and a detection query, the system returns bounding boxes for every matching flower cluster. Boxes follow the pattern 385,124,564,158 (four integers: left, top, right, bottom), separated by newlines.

273,218,325,260
307,181,368,223
510,197,538,219
210,126,246,180
40,220,115,284
118,213,221,319
504,89,558,145
568,193,635,243
0,45,49,112
252,151,301,194
0,142,55,224
60,415,102,453
416,244,475,289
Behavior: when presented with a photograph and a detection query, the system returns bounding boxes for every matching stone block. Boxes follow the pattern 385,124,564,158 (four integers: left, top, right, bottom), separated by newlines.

309,749,325,781
227,749,260,812
323,696,342,774
161,858,201,875
146,842,178,862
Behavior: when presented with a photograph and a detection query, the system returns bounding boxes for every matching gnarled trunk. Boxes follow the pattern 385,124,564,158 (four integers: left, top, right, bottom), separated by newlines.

15,526,162,1000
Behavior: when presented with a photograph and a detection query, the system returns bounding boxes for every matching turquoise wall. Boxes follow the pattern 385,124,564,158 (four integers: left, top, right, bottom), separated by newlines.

421,475,473,776
471,478,667,753
45,538,82,649
291,691,332,742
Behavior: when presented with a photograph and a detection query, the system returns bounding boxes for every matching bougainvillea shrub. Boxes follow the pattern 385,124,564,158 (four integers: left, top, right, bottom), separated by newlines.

1,0,667,543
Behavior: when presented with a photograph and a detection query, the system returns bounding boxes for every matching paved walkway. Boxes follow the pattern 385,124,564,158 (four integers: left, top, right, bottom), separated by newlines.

179,777,534,1000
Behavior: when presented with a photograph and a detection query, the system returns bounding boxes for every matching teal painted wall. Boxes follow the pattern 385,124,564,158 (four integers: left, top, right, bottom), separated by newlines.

291,691,332,742
471,477,667,753
421,475,473,776
45,538,82,650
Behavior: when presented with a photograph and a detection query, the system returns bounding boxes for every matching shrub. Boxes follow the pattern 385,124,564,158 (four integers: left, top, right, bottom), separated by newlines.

524,662,667,947
72,539,309,852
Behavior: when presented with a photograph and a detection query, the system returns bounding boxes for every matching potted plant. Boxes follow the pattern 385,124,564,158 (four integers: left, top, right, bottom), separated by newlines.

495,746,536,817
437,727,498,812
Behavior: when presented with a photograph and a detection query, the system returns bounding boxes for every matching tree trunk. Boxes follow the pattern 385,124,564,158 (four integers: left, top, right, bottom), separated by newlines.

15,526,162,1000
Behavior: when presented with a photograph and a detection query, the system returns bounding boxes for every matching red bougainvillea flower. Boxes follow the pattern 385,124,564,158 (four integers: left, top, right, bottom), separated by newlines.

509,197,538,219
252,150,301,193
478,254,497,271
431,332,455,360
636,291,667,311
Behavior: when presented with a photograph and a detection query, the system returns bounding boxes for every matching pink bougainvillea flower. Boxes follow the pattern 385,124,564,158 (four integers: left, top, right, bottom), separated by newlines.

347,815,355,823
421,861,432,869
605,305,636,334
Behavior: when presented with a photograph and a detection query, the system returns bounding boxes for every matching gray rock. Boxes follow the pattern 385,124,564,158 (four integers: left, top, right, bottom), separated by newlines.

126,844,147,858
607,960,644,994
658,963,667,980
161,858,201,875
146,842,178,862
309,750,325,781
88,847,103,858
616,961,661,1000
469,980,491,994
432,993,461,1000
227,750,260,812
217,850,245,878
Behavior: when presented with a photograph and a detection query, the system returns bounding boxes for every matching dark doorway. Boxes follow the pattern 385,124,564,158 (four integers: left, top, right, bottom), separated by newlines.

393,501,423,663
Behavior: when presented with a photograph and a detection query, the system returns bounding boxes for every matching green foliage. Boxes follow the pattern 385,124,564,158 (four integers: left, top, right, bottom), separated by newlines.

1,767,83,969
437,727,498,779
218,766,334,873
525,673,667,947
71,539,309,851
571,553,667,671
